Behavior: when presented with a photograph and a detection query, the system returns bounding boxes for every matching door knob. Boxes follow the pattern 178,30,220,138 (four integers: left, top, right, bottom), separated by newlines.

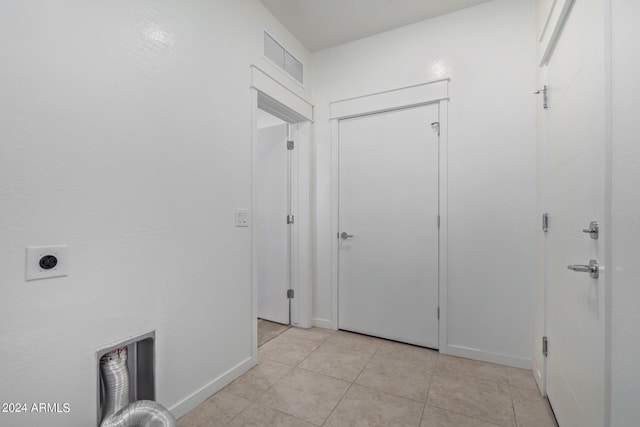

582,221,599,239
567,259,599,279
340,232,354,240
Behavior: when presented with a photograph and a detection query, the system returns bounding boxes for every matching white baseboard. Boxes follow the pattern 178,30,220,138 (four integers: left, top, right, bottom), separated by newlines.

312,318,338,331
445,345,532,370
312,318,337,330
169,355,256,419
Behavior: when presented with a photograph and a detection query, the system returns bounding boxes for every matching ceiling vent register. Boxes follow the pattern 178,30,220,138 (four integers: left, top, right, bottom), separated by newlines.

264,31,304,85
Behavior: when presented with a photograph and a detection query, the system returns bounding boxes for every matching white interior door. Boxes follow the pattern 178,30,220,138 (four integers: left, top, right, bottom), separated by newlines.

257,122,290,325
338,103,439,348
544,1,606,425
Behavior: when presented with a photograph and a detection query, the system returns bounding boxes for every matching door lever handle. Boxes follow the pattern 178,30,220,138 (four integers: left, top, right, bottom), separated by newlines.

340,232,354,240
567,259,599,279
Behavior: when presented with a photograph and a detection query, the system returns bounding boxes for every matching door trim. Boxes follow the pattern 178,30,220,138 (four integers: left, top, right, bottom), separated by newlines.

330,79,449,120
538,0,576,66
250,66,313,364
327,80,449,352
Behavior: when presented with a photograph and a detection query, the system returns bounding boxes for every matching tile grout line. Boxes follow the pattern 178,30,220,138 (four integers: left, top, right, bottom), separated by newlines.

225,333,538,427
225,350,310,425
423,404,505,427
221,398,252,427
253,334,349,426
319,382,355,426
294,337,324,367
282,327,338,344
257,323,291,347
318,334,379,426
508,378,520,427
419,358,439,424
427,357,514,426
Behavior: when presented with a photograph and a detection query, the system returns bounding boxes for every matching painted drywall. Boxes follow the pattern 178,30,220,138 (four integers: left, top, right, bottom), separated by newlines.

311,0,536,366
0,1,309,426
610,0,640,423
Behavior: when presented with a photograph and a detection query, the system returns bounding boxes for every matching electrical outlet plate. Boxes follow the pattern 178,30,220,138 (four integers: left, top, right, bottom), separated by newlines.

26,245,68,281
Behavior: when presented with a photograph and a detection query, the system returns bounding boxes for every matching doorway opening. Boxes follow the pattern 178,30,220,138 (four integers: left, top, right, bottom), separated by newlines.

256,108,294,328
250,73,313,358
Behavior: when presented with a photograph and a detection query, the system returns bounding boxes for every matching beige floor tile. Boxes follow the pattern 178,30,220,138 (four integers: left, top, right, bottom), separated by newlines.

179,332,555,427
421,405,501,427
506,367,539,391
324,383,424,427
376,341,440,366
355,352,434,402
511,386,558,427
223,359,292,401
283,326,337,343
437,355,509,385
298,343,372,382
226,403,315,427
324,330,383,354
258,319,290,347
427,371,515,427
258,334,319,366
177,391,250,427
257,367,350,425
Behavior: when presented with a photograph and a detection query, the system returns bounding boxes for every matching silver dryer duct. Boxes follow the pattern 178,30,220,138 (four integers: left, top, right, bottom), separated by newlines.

100,348,176,427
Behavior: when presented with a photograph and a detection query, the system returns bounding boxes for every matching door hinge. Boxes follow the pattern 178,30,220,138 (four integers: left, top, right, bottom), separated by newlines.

437,215,440,228
287,140,294,150
287,289,294,299
542,213,549,233
430,121,440,135
534,85,548,109
287,214,295,224
542,336,548,357
437,307,440,319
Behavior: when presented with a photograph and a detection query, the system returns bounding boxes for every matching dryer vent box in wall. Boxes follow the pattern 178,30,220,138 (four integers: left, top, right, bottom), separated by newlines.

96,331,156,426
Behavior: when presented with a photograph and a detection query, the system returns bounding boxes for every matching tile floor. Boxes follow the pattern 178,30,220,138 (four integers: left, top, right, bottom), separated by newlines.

178,327,558,427
257,319,290,347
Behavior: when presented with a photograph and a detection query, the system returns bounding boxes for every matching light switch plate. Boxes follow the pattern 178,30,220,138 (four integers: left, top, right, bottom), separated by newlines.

235,208,249,227
26,245,68,281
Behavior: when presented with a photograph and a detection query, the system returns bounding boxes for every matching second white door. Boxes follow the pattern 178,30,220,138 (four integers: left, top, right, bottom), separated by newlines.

338,103,440,348
257,122,290,325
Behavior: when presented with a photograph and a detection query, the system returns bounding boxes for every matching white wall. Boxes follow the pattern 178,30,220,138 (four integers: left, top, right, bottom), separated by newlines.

0,1,310,426
311,0,536,366
610,0,640,423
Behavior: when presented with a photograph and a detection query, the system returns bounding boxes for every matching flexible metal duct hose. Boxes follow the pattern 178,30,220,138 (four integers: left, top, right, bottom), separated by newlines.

100,348,176,427
100,348,130,420
100,400,176,427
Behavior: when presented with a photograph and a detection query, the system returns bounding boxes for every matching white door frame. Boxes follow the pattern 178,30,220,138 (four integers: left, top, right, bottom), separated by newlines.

250,65,313,363
328,80,450,352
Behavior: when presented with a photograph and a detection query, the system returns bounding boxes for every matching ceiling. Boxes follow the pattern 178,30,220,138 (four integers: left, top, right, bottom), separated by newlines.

259,0,493,52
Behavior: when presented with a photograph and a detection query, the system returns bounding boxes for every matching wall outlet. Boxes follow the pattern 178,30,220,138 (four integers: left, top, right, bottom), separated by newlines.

26,245,68,281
